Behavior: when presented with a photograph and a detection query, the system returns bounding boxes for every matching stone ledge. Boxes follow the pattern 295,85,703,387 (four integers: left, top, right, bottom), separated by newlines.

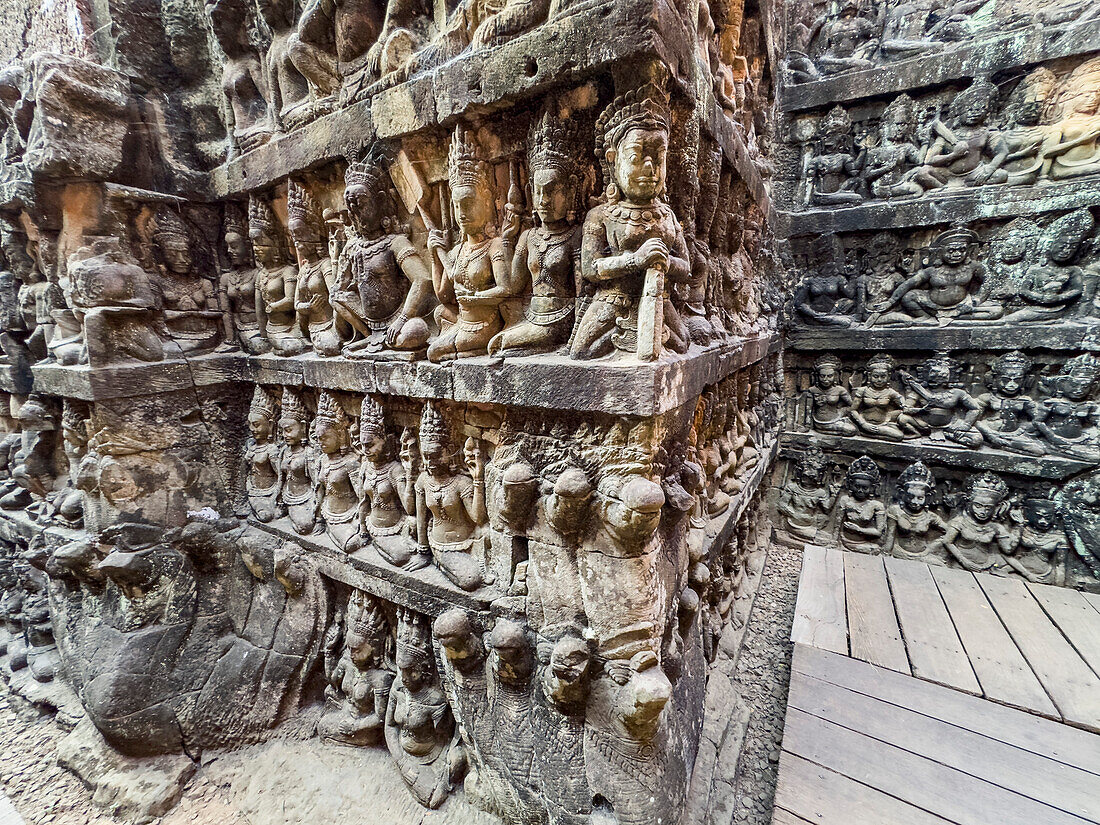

775,177,1100,238
27,332,780,413
208,0,693,199
786,321,1100,353
779,19,1100,113
780,430,1094,480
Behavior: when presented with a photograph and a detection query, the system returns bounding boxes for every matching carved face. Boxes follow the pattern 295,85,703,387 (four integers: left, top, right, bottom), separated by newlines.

882,116,909,142
500,477,537,525
968,488,1002,523
868,365,891,390
252,237,279,267
998,233,1028,264
815,364,838,389
350,637,377,667
345,184,381,234
847,476,874,502
611,128,667,202
797,464,823,487
1048,235,1080,265
160,241,192,274
608,498,661,545
249,412,273,441
960,95,989,126
994,369,1024,397
316,421,343,455
900,481,929,514
452,183,493,238
532,168,572,224
1068,87,1100,116
1057,371,1095,401
400,661,427,691
420,440,447,475
1024,500,1056,531
926,362,951,388
281,417,305,446
550,642,589,683
941,240,968,266
362,431,386,461
226,231,251,267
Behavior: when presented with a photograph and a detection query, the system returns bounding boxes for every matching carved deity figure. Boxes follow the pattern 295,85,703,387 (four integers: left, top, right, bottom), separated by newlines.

833,456,885,553
1034,354,1100,462
974,351,1043,455
319,588,394,745
64,238,163,366
335,151,433,355
1005,209,1090,322
878,0,942,61
879,226,1001,324
813,0,876,77
49,400,88,526
288,182,341,356
279,388,316,534
205,0,272,157
792,246,859,326
849,354,908,440
250,197,307,355
357,396,418,569
986,218,1041,307
153,209,223,353
485,459,537,590
883,461,948,560
409,0,550,76
1042,59,1100,182
287,0,383,104
414,404,485,591
246,386,283,522
427,127,514,362
858,94,923,200
776,448,834,543
257,0,316,131
910,79,1009,192
3,396,58,514
488,110,583,357
999,68,1056,187
802,354,858,436
218,204,270,353
1007,488,1068,585
804,106,863,206
385,609,464,809
897,352,982,446
571,81,691,361
940,472,1015,573
314,391,361,551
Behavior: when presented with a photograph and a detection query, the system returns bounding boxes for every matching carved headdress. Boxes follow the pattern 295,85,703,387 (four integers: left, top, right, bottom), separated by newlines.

595,81,671,189
418,402,450,450
448,125,492,191
845,455,880,486
866,353,896,374
1058,353,1100,384
223,202,248,240
813,353,843,373
279,387,309,426
897,460,934,494
881,94,915,129
968,471,1009,502
530,108,580,177
250,384,279,422
991,350,1031,379
1004,67,1056,124
949,78,996,124
359,395,386,442
395,609,435,672
818,104,852,137
287,180,326,244
345,145,391,194
247,196,287,257
1045,209,1095,257
61,399,88,446
931,225,978,250
315,390,349,430
153,208,190,248
794,446,828,480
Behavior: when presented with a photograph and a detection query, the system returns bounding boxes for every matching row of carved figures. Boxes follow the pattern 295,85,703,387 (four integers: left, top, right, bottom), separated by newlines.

0,83,775,369
797,61,1100,206
785,0,1097,83
796,351,1100,462
791,214,1100,328
776,450,1100,588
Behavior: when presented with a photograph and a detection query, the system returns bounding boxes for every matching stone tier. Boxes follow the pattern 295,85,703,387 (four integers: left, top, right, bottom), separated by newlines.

775,177,1100,238
208,0,693,199
779,19,1100,112
780,430,1094,480
30,331,781,414
786,322,1100,354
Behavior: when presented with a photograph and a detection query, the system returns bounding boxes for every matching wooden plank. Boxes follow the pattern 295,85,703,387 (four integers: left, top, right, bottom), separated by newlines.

792,645,1100,777
1083,592,1100,617
790,544,848,654
788,670,1100,822
783,708,1092,825
1028,582,1100,679
979,575,1100,733
843,553,910,674
930,566,1059,717
770,808,816,825
884,556,980,694
775,751,952,825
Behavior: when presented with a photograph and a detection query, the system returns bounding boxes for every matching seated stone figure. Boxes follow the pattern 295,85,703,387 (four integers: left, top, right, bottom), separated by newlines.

883,461,949,561
792,259,859,327
896,352,983,447
1034,353,1100,463
801,354,858,436
1005,209,1090,322
832,456,886,554
974,351,1044,455
812,0,876,77
909,78,1009,192
999,68,1056,187
940,473,1015,574
570,81,691,361
1042,58,1100,182
849,354,909,441
204,0,272,158
804,106,864,206
878,226,1002,325
857,94,923,201
288,0,383,104
775,447,835,543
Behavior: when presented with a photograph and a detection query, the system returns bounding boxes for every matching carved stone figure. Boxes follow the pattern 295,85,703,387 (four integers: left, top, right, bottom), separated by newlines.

883,461,948,560
1008,486,1069,584
896,352,983,447
314,391,361,551
257,0,318,131
804,106,863,206
152,208,223,354
289,181,342,356
940,472,1014,573
279,388,316,534
336,151,434,355
999,68,1056,187
802,354,858,436
250,196,307,356
849,354,909,440
205,0,272,157
488,109,583,357
357,395,419,569
974,351,1044,455
1042,59,1100,182
414,404,485,591
287,0,382,104
427,127,514,363
1005,209,1091,322
218,203,270,353
571,80,690,361
858,94,923,200
246,386,283,522
832,456,885,553
1034,353,1100,462
813,0,876,77
776,448,834,542
319,588,394,745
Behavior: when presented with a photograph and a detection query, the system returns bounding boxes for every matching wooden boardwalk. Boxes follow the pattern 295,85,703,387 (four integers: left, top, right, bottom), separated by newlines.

775,546,1100,825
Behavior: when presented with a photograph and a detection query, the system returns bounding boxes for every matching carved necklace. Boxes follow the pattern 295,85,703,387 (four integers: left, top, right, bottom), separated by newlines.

351,233,391,265
608,201,663,227
531,226,573,287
